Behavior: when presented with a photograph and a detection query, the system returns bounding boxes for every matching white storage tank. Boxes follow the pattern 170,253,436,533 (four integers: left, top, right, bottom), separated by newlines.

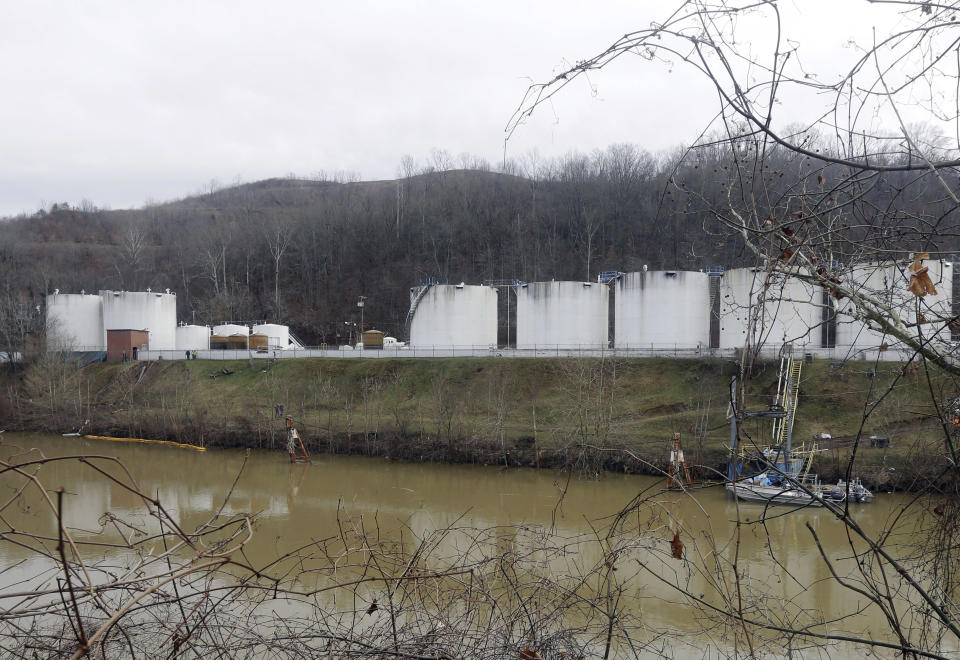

832,262,892,351
175,324,211,351
835,258,953,350
46,291,105,351
100,290,177,350
212,324,249,337
910,258,952,343
718,268,820,349
516,281,608,349
615,271,709,348
409,284,498,348
252,323,290,349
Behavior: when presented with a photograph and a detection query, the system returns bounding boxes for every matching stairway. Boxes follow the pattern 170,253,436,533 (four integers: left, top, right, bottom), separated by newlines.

404,283,432,339
772,357,803,450
707,267,723,349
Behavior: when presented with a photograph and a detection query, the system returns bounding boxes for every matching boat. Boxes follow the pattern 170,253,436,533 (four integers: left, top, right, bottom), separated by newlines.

726,444,825,507
62,419,90,437
727,350,834,507
726,477,823,506
822,477,874,503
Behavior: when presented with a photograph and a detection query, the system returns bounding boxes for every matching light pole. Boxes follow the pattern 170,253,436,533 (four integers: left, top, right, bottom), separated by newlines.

357,296,367,334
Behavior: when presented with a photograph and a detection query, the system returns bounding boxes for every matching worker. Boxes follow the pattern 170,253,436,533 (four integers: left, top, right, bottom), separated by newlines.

287,426,298,463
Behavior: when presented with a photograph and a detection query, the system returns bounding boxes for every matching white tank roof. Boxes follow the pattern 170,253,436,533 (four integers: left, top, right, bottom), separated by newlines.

615,271,710,348
212,324,249,337
516,281,608,348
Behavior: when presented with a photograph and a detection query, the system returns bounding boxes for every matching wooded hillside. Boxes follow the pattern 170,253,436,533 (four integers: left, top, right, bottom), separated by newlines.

1,141,953,350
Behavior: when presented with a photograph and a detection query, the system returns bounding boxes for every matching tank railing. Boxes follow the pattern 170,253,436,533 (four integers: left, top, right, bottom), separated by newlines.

287,330,307,350
132,342,939,362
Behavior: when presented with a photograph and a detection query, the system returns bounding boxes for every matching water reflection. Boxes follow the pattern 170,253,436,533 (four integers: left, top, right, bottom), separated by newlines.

0,432,941,654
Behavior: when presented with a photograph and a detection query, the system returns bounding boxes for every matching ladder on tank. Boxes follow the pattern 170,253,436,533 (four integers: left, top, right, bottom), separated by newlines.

598,270,621,283
707,266,724,349
287,330,306,350
404,283,433,338
771,354,803,451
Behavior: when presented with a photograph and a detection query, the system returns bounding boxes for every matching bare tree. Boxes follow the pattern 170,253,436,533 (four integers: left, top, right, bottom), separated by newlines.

263,217,295,312
509,0,960,656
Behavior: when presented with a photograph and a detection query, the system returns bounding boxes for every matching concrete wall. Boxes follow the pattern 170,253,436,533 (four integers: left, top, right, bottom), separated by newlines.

516,281,608,349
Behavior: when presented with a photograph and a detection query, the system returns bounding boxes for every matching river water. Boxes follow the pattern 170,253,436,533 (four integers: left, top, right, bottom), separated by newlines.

0,433,949,657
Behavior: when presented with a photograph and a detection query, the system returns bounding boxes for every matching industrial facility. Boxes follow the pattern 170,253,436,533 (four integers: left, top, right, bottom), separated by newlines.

45,256,956,361
46,289,303,360
405,257,956,357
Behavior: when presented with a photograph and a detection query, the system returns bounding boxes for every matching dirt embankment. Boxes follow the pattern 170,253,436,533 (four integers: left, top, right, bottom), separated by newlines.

1,356,953,490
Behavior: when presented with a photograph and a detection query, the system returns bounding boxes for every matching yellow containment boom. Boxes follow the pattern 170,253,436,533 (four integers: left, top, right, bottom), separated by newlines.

83,435,206,452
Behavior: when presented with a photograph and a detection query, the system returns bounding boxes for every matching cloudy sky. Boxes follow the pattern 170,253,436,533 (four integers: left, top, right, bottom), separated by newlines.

0,1,912,216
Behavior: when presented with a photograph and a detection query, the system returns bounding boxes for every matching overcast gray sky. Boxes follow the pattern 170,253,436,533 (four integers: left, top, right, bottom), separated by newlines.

0,1,909,217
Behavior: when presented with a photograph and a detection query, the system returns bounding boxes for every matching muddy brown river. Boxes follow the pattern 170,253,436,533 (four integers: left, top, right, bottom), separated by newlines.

0,432,953,657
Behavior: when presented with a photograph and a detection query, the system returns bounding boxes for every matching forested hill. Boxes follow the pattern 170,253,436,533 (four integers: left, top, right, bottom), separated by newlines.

0,143,952,348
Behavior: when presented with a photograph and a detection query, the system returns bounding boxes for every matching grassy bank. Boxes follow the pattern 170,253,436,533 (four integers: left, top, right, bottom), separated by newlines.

3,355,954,489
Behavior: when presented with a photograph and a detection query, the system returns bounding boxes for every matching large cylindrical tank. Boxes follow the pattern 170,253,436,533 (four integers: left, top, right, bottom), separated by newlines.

212,324,249,337
45,292,105,351
834,259,953,350
100,290,177,350
833,262,892,350
409,284,498,347
914,258,953,343
175,325,211,351
718,269,820,349
252,323,290,349
615,271,709,348
515,281,608,349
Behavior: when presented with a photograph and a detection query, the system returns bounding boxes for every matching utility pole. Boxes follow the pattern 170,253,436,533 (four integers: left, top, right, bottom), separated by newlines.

357,296,367,334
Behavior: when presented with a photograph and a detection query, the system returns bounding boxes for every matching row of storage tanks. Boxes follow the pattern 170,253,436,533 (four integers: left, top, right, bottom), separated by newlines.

408,259,954,349
46,290,297,352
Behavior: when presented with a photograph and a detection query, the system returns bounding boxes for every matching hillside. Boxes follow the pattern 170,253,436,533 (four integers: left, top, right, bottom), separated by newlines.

4,356,952,490
1,141,952,355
